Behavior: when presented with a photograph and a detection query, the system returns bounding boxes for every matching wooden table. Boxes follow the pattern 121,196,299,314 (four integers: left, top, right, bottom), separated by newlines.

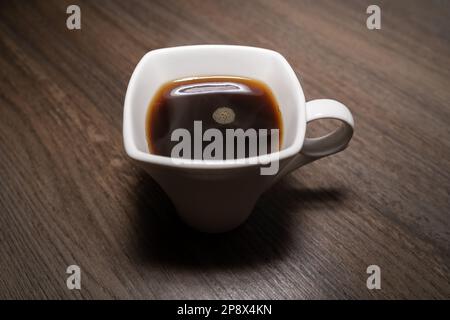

0,0,449,299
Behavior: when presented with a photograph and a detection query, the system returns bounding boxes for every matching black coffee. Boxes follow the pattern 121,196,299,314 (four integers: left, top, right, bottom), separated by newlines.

146,76,283,159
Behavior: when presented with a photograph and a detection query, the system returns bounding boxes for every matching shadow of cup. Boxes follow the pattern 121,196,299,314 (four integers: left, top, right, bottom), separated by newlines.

127,170,346,271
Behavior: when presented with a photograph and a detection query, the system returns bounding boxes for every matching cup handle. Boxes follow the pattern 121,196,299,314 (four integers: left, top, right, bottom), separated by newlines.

281,99,354,175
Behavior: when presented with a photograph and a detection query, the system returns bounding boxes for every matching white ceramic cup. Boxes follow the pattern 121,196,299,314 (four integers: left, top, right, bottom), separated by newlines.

124,45,354,233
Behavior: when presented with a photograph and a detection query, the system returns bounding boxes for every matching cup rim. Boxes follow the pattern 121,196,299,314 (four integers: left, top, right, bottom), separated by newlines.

123,45,306,170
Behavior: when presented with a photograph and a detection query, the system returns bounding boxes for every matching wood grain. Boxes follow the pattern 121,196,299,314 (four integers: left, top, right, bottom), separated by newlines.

0,0,449,299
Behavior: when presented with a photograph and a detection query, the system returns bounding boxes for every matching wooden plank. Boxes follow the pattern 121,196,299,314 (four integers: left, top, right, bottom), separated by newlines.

0,0,448,299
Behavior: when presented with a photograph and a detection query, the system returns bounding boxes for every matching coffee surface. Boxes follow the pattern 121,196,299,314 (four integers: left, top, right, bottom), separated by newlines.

146,76,283,159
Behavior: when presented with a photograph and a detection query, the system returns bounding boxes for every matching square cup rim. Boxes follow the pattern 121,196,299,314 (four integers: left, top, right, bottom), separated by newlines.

123,44,306,170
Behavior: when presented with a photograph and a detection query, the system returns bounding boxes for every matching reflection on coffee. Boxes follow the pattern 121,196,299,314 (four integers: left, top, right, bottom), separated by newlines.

146,76,283,159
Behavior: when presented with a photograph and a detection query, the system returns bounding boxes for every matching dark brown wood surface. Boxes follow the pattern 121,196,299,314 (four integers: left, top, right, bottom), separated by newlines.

0,0,449,299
